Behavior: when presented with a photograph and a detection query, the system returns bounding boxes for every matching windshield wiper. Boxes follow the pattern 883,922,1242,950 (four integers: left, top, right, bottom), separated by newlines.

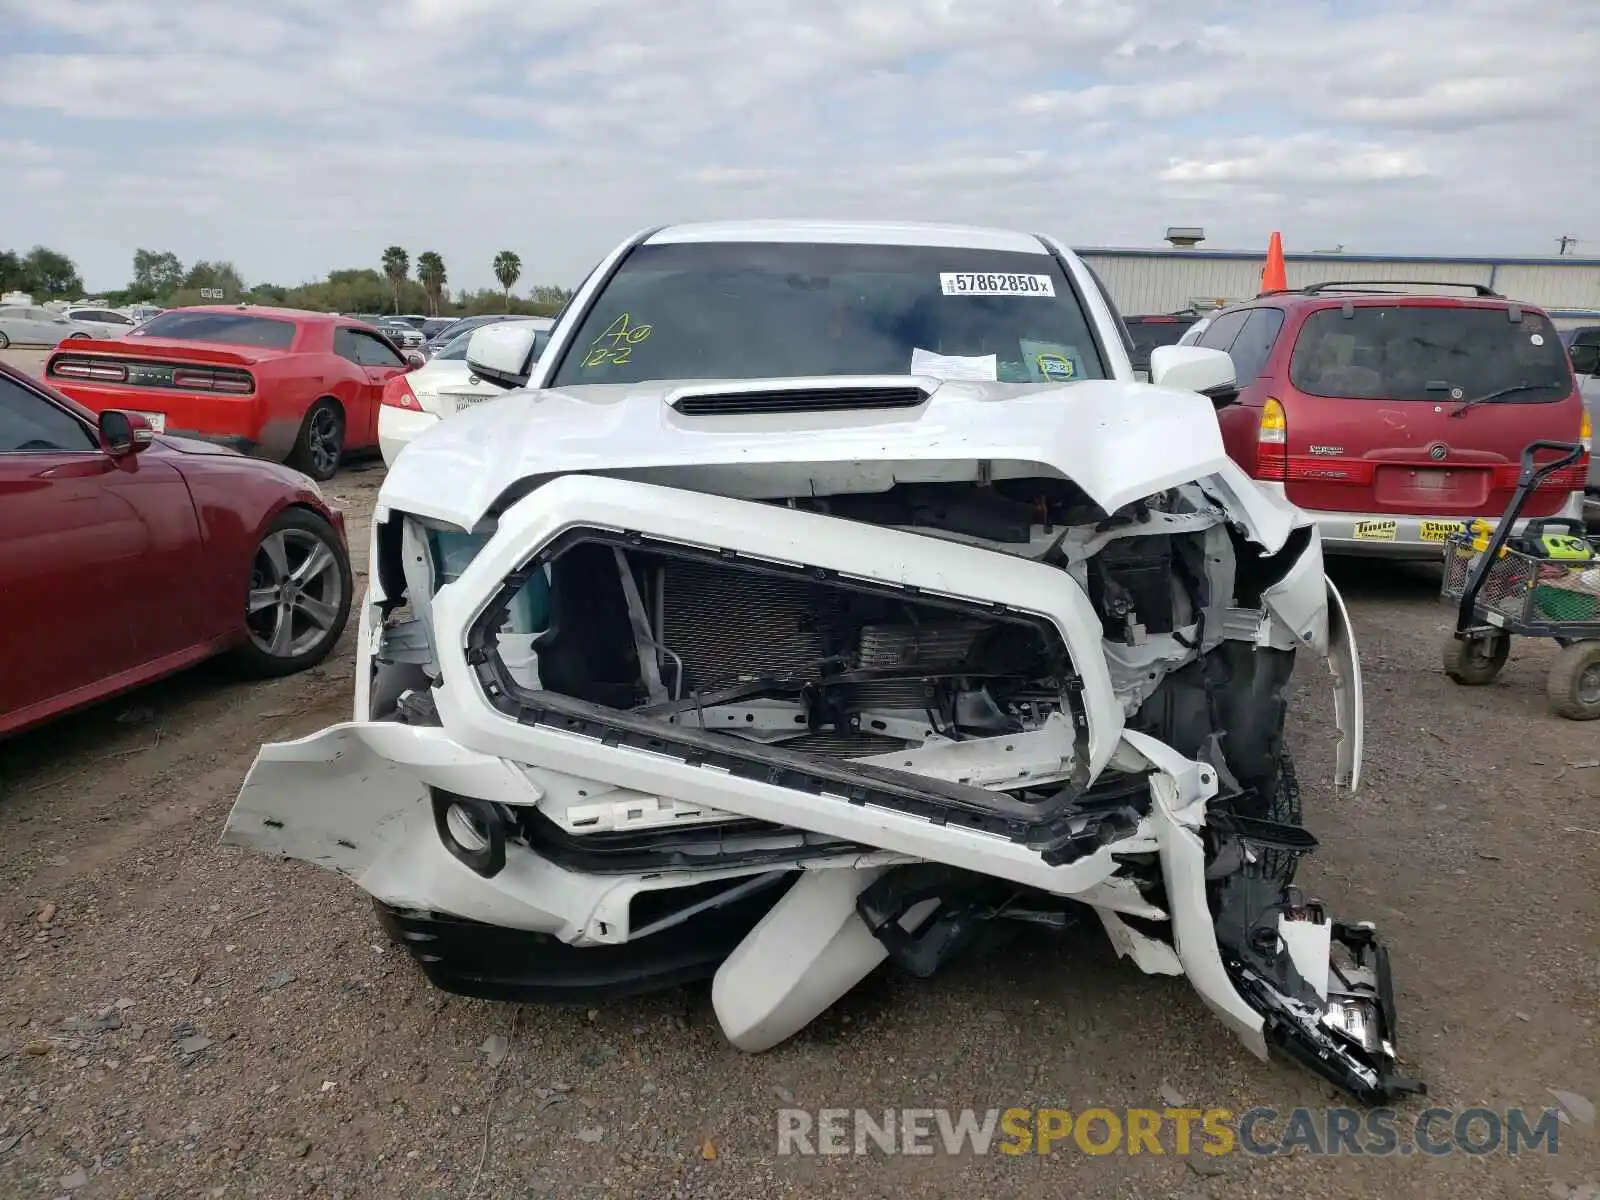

1450,382,1560,417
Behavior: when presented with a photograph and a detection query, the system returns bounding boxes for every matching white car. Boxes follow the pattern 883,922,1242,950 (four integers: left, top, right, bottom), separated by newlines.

377,317,553,464
0,305,102,349
225,220,1414,1103
63,306,140,336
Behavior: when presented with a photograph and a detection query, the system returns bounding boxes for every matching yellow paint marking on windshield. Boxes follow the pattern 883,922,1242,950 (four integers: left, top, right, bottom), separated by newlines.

583,312,653,368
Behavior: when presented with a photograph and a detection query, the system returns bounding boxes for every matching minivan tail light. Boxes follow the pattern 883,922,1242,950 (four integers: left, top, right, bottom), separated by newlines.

1256,397,1288,481
1569,408,1594,490
382,375,422,411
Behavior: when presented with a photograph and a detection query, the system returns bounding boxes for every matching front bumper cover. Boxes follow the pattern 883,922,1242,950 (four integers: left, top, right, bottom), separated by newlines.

224,719,1421,1102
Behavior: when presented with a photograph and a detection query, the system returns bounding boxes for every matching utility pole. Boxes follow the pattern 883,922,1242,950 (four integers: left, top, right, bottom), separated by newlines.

1556,235,1579,255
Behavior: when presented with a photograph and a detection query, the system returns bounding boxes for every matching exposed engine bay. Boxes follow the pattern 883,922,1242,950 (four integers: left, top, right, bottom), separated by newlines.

226,468,1416,1104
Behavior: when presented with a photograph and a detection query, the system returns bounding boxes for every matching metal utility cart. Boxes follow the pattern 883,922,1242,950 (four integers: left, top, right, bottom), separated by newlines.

1440,440,1600,720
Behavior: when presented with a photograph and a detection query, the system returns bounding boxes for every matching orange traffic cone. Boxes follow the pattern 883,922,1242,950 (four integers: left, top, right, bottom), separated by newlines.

1260,231,1287,294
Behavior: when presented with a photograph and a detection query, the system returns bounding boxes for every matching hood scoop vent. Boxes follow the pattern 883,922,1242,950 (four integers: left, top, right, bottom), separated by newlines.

670,383,931,416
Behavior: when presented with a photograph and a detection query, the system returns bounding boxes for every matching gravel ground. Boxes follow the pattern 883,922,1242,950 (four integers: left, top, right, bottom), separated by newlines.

2,347,1597,1198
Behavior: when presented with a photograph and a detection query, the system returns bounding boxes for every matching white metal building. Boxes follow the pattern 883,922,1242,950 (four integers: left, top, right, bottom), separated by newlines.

1075,245,1600,329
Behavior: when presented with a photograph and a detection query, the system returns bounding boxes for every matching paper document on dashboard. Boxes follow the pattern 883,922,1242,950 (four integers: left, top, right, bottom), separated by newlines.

909,349,998,381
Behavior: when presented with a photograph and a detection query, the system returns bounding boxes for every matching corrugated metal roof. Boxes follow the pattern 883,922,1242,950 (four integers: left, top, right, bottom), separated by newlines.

1078,247,1600,321
1074,246,1600,267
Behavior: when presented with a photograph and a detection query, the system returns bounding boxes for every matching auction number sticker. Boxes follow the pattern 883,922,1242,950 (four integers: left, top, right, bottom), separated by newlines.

940,272,1055,297
1420,519,1464,543
1353,519,1398,541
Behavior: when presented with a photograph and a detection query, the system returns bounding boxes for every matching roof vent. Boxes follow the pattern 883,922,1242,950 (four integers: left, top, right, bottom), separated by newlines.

1164,226,1206,248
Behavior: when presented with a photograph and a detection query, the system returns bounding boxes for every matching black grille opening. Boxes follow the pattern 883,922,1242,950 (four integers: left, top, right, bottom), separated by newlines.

671,386,929,416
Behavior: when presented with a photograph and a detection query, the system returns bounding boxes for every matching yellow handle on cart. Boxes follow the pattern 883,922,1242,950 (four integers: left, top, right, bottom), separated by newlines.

1468,519,1508,558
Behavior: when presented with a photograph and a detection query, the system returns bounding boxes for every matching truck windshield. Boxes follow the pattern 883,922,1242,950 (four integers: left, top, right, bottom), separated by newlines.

548,241,1107,386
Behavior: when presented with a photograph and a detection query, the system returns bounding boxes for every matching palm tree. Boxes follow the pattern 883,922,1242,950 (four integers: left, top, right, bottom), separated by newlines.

493,250,522,303
416,251,446,316
381,246,409,314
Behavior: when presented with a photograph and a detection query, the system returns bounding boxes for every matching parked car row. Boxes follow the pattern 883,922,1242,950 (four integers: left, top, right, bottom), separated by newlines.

13,279,1592,546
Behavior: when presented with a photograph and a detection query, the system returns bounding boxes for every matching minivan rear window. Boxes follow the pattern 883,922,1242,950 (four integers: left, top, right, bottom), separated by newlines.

132,311,297,349
1289,305,1570,403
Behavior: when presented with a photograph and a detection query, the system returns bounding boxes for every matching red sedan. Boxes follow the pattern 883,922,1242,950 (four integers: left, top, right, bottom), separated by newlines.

43,306,422,481
0,361,353,739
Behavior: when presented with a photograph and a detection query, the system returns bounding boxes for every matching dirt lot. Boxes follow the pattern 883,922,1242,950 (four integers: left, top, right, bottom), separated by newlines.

2,347,1597,1198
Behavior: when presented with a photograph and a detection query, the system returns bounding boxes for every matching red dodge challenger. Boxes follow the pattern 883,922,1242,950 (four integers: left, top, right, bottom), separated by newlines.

0,359,352,739
43,306,423,481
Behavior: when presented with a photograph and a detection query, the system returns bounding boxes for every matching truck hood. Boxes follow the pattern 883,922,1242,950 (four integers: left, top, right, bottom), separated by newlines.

380,375,1297,549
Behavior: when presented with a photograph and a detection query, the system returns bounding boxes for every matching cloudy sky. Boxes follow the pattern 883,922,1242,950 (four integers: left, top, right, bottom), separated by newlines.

2,0,1595,294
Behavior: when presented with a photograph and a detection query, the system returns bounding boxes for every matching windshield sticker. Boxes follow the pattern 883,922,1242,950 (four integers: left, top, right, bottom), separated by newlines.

939,272,1055,298
1019,339,1083,384
909,348,998,382
582,312,653,368
1530,333,1544,346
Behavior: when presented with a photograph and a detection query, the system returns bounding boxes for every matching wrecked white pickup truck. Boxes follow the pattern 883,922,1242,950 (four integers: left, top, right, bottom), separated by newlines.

224,221,1421,1103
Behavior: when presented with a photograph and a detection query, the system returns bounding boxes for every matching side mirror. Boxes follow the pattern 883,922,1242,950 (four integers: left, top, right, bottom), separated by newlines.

1570,344,1600,376
1149,345,1239,403
405,352,426,368
99,409,154,457
466,322,539,390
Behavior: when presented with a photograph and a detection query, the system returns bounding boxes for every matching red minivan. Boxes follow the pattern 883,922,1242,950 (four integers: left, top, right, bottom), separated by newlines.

1188,283,1592,557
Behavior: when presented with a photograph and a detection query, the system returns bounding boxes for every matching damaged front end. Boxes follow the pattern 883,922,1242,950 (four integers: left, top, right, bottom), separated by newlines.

225,464,1419,1103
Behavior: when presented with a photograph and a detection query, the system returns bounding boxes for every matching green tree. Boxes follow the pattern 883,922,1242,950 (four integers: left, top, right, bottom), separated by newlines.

492,250,522,303
0,249,27,294
22,246,82,298
131,248,185,300
528,283,573,314
381,245,409,314
416,251,446,316
245,282,289,306
180,260,245,299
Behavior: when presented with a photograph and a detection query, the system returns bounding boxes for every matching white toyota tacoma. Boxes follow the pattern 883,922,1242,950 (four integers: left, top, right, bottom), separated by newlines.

224,220,1419,1103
